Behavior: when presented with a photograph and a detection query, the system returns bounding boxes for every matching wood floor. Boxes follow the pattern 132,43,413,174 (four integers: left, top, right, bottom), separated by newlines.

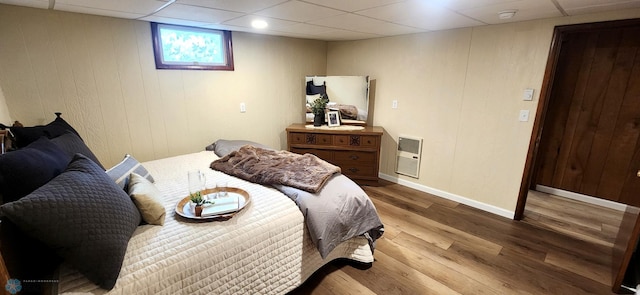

288,180,626,295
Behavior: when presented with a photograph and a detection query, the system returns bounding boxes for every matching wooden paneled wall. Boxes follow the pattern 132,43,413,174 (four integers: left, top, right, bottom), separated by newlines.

0,4,327,168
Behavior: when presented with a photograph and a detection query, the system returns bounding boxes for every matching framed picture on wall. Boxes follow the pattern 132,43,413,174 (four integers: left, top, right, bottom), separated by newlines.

328,111,340,127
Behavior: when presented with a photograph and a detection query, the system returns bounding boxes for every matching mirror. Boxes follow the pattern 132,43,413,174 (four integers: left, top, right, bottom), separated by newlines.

305,76,369,125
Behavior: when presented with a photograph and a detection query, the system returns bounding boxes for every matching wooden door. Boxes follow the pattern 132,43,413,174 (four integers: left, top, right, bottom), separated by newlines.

534,24,640,206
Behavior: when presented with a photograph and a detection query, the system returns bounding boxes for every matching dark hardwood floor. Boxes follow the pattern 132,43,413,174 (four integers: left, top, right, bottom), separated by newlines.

288,180,625,294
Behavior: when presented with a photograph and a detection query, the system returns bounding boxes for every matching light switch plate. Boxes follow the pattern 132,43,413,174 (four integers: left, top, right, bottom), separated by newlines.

519,110,530,122
523,89,534,101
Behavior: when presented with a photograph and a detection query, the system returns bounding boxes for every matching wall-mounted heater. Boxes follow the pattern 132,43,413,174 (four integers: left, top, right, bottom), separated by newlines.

395,136,423,178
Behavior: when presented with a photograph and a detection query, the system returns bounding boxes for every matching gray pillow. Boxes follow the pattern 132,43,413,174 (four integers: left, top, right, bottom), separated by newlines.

206,139,271,157
106,154,154,190
0,154,141,290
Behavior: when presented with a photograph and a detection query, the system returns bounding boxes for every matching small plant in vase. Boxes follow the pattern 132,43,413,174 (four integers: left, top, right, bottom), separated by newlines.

310,94,329,126
190,191,212,217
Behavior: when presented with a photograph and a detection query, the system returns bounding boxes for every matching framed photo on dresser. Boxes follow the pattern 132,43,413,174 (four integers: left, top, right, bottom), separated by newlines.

328,111,340,127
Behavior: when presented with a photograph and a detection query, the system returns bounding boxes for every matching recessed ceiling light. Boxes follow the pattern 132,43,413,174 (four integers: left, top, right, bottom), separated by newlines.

251,20,268,29
498,10,517,19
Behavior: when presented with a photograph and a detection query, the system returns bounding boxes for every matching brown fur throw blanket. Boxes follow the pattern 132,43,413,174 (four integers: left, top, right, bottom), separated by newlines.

210,145,341,193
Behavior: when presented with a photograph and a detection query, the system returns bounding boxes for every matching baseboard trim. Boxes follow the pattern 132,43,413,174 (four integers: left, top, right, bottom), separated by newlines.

378,173,515,219
535,185,627,212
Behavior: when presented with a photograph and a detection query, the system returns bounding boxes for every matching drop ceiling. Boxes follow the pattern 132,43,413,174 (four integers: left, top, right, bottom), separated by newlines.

1,0,639,41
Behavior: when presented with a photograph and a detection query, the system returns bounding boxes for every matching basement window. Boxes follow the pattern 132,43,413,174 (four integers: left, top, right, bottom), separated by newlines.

151,22,234,71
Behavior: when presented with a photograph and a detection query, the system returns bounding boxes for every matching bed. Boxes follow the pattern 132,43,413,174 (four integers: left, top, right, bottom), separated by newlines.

0,116,383,295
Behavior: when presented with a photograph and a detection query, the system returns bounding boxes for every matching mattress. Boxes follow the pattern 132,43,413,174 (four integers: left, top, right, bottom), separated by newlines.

58,151,373,294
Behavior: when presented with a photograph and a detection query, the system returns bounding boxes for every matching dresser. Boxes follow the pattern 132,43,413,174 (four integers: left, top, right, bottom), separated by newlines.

286,124,384,185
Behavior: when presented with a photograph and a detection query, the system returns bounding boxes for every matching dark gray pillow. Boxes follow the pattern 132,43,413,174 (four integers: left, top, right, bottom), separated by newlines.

206,139,271,157
10,116,81,148
0,136,71,203
51,131,104,170
106,154,154,190
0,154,141,290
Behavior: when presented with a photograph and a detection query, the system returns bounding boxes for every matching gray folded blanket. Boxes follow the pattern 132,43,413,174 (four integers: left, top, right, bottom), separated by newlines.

274,174,384,258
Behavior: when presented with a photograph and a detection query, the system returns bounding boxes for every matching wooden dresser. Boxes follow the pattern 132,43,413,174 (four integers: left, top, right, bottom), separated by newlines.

286,123,384,185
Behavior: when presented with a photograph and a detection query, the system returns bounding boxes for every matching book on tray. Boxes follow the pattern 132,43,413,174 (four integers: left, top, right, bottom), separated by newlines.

202,195,239,216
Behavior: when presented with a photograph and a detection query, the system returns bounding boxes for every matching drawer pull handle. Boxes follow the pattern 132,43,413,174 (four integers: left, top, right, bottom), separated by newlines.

349,168,359,173
350,155,359,160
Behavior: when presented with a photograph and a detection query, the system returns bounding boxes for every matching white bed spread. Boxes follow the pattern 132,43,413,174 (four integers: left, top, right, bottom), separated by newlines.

58,151,373,294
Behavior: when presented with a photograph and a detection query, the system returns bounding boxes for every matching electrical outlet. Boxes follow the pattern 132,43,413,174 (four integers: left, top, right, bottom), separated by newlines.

240,103,246,113
392,100,398,109
519,110,529,122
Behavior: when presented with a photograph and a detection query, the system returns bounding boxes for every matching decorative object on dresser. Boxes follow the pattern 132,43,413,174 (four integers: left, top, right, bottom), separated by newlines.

310,94,329,126
286,123,383,185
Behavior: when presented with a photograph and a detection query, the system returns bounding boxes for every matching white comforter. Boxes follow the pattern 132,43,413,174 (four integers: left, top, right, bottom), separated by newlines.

58,151,373,294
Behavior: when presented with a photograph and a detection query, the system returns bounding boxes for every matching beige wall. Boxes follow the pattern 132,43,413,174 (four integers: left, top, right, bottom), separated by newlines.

327,10,640,216
0,4,326,167
0,86,11,124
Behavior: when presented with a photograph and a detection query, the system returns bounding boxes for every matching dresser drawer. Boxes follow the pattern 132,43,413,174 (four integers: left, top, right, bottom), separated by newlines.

289,132,306,144
334,135,378,147
361,136,378,147
292,133,332,146
334,150,375,164
340,165,376,178
290,147,334,161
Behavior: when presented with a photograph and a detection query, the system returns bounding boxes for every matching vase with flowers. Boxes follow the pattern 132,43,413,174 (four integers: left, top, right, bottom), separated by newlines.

310,94,329,126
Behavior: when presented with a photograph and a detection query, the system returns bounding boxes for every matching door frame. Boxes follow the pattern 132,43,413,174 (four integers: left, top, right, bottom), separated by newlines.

514,18,640,220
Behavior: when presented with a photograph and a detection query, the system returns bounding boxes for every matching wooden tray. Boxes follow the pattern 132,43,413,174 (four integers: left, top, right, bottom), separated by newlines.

175,187,250,220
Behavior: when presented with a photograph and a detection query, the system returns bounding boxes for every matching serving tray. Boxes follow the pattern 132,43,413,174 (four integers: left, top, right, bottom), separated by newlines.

175,187,250,220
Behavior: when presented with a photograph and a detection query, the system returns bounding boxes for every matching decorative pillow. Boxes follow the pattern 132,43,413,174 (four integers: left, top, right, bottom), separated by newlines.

0,136,71,203
0,154,141,290
51,131,105,170
128,173,165,225
10,116,81,148
107,154,154,190
206,139,272,157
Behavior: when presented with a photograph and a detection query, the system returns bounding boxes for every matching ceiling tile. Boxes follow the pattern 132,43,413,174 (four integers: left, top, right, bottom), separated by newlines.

310,28,381,40
54,4,147,19
222,15,299,30
140,15,217,27
0,0,49,9
442,0,520,11
302,0,404,12
176,0,287,13
256,1,344,22
358,0,484,30
269,22,337,35
155,3,243,23
55,0,166,15
556,0,640,15
458,0,562,24
309,13,424,35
